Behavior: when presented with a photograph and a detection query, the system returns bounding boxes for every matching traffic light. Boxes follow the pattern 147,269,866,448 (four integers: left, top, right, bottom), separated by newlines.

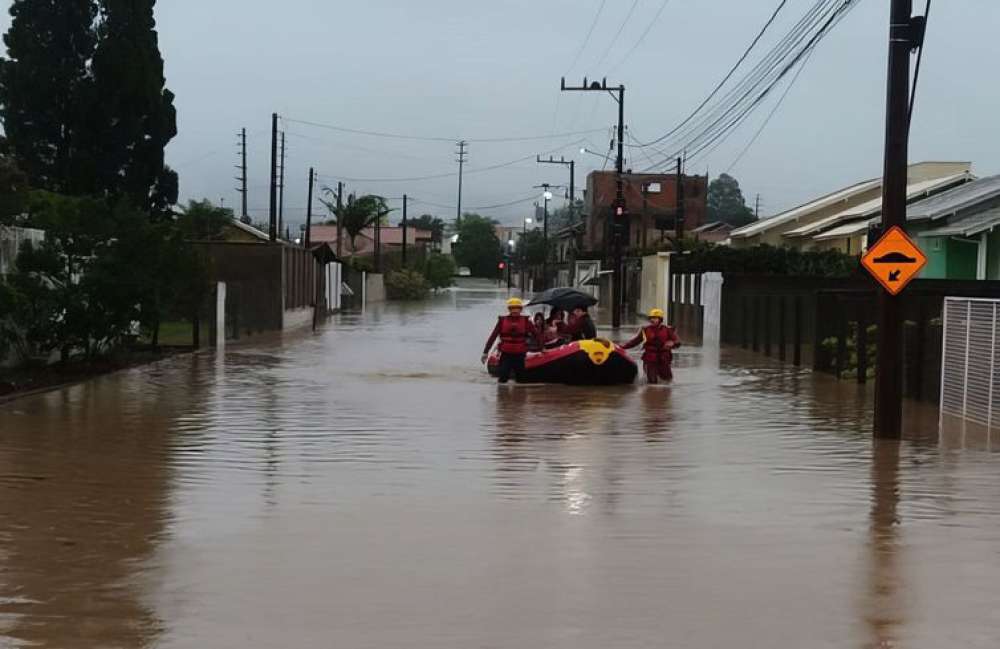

498,262,506,270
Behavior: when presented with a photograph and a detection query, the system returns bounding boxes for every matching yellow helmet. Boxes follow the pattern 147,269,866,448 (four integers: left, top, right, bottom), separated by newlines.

507,297,525,308
649,308,665,319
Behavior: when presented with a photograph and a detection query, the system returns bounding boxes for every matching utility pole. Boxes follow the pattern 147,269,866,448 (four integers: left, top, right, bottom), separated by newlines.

676,157,686,241
537,155,576,223
278,131,286,240
562,77,626,327
305,167,315,248
236,128,248,223
374,204,381,273
456,140,468,227
875,0,923,438
336,182,344,258
402,194,408,268
269,113,278,242
755,193,761,220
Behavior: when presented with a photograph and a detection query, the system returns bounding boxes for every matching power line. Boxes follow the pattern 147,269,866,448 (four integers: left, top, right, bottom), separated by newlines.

282,116,605,144
314,139,586,183
608,0,674,73
564,0,608,75
725,46,817,173
640,0,859,171
590,0,641,72
634,0,791,148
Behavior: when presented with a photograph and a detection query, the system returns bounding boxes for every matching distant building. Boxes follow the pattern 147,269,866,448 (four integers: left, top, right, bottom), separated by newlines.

691,222,735,244
0,225,44,276
308,225,432,256
582,170,708,254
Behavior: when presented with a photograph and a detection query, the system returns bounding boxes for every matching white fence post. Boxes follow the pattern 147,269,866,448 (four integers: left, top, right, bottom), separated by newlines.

215,281,227,349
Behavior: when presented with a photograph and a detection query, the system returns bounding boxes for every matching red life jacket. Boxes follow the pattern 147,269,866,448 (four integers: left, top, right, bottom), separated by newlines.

640,324,676,362
499,315,531,354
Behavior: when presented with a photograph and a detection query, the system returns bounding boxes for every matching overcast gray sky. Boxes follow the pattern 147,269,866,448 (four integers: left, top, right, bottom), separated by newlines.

2,0,998,231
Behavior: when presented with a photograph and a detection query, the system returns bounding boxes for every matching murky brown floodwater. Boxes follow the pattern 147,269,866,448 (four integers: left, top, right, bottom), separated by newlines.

2,288,1000,648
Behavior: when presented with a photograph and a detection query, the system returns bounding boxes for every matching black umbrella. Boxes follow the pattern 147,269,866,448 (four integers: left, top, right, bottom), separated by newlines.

527,287,598,311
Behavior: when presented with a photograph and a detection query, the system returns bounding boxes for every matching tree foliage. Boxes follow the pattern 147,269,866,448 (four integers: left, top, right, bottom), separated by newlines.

0,155,30,224
82,0,178,212
423,253,455,290
672,241,859,277
452,213,501,278
409,214,445,243
320,192,389,257
707,174,755,227
518,229,550,266
385,269,429,301
0,0,97,193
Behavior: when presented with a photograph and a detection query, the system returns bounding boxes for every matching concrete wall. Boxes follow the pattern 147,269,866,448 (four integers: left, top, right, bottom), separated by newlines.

198,242,285,333
639,253,671,316
365,273,386,304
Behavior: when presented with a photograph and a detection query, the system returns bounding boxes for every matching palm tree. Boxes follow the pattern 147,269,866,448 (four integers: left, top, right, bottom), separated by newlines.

320,191,390,257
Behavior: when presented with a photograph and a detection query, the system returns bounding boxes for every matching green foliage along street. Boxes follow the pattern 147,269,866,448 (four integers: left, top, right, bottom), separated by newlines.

452,213,502,278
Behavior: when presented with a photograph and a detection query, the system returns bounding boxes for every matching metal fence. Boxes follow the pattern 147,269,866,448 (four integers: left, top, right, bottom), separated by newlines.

940,298,1000,428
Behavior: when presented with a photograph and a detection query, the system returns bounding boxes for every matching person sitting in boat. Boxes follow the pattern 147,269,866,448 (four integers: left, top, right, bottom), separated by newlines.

528,312,547,351
621,308,680,384
566,306,597,341
547,308,568,341
482,298,539,384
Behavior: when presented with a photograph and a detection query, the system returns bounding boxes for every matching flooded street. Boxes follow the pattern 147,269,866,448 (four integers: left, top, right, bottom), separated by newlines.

3,288,1000,648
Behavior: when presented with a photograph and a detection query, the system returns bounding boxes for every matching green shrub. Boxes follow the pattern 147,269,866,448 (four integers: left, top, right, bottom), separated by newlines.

385,269,429,300
424,253,456,290
673,241,859,277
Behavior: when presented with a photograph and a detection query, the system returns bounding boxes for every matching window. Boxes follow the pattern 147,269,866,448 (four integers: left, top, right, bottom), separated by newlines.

645,182,661,193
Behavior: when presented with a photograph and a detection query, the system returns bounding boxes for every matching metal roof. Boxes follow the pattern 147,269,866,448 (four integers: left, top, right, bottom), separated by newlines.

729,177,880,238
919,206,1000,237
813,219,874,241
787,173,971,239
907,174,1000,221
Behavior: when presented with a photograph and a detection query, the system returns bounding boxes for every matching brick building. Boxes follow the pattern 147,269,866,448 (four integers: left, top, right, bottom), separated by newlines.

582,171,708,254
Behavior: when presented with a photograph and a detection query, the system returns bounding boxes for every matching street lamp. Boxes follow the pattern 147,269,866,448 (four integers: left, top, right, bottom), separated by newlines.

580,147,613,164
521,216,533,291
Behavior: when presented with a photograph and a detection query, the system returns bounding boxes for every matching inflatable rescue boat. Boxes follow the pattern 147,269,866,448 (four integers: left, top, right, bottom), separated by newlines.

487,339,638,385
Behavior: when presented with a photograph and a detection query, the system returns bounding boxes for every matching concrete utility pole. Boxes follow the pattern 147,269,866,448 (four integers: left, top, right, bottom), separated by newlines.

269,113,278,242
755,193,761,220
676,157,686,241
278,131,286,240
335,181,344,258
561,77,626,327
456,141,468,227
875,0,924,438
236,128,248,223
537,155,576,223
402,194,408,268
305,167,315,248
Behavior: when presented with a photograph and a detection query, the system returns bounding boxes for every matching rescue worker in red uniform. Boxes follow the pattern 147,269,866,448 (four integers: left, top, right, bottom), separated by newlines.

622,308,680,384
482,298,539,383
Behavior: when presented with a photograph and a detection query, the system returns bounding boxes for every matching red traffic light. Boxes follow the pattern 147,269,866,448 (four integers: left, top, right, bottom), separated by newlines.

498,262,506,270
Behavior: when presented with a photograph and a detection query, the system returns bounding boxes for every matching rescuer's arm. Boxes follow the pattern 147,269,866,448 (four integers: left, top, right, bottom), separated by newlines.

667,327,681,349
621,330,644,350
482,319,501,362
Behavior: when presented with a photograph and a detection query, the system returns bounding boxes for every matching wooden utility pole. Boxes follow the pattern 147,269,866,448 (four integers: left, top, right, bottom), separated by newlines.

875,0,922,438
676,156,685,241
402,194,408,267
278,131,286,240
305,167,315,248
269,113,278,242
335,181,344,258
236,128,248,223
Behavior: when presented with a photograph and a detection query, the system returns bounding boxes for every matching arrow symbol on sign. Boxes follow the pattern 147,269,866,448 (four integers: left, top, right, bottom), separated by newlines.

888,269,901,282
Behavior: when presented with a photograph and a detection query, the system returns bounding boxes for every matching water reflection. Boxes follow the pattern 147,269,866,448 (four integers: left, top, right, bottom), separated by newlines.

863,439,904,649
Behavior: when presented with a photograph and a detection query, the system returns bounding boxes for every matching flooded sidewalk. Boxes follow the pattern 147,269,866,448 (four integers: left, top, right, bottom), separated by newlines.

1,289,999,648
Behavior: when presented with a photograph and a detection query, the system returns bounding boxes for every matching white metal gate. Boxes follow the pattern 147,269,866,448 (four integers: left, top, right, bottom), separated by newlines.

940,297,1000,428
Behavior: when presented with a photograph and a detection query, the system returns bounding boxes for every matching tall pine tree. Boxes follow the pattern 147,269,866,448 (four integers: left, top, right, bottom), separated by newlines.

85,0,178,213
0,0,97,193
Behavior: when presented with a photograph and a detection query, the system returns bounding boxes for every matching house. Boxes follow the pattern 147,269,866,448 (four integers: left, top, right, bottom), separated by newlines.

308,225,432,257
582,170,708,254
793,171,973,253
728,161,972,248
691,222,735,244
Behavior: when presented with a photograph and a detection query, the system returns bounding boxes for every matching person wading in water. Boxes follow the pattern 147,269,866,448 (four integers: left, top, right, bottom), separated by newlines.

482,298,539,384
621,308,680,384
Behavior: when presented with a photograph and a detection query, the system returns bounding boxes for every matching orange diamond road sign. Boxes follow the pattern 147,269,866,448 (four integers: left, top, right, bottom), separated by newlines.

862,225,927,295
